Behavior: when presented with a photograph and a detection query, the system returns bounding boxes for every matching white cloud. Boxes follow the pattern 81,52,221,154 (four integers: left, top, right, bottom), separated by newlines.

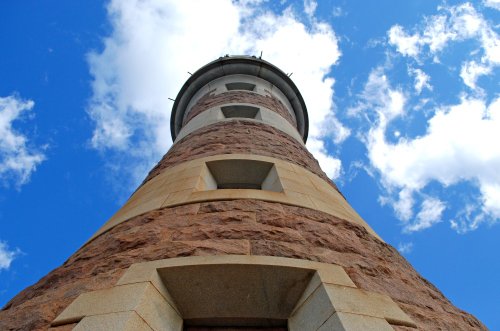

362,67,500,232
460,60,492,89
394,188,415,221
88,0,346,188
408,67,432,94
306,137,341,179
397,242,414,254
380,190,446,234
388,3,481,57
332,6,344,18
405,197,445,232
387,3,500,89
0,95,46,188
484,0,500,10
322,114,351,144
303,0,317,18
87,0,242,154
366,3,500,233
388,25,421,57
371,97,500,193
0,241,20,271
450,202,486,233
348,67,406,123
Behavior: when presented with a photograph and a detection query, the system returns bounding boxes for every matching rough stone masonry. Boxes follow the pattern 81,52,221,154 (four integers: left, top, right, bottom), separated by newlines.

0,56,487,330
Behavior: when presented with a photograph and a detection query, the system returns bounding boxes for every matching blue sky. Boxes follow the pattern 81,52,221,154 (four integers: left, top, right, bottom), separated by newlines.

0,0,498,328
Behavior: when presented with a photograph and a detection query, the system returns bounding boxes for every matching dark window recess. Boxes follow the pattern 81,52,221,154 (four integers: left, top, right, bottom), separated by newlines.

185,327,287,330
221,105,260,119
225,82,256,91
205,159,283,192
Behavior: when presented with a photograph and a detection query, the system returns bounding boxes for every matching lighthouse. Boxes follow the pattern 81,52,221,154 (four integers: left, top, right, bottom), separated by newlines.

0,56,485,330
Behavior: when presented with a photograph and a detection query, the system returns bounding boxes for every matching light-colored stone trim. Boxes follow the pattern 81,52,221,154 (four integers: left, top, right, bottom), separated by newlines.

52,255,416,330
88,154,380,242
184,74,296,122
317,312,394,331
174,104,304,145
73,311,153,331
289,283,415,330
52,282,182,331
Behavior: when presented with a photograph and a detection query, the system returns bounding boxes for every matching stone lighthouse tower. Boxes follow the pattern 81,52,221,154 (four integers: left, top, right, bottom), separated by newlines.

0,56,485,330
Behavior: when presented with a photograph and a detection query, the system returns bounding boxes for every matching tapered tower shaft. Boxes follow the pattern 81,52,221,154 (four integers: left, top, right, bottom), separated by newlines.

0,56,485,331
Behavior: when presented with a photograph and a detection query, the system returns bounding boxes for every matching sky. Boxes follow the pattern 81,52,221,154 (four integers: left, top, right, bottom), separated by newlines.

0,0,498,328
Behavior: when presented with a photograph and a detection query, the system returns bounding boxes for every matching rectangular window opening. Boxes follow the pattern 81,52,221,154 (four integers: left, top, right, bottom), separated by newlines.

204,159,283,192
225,82,256,91
185,326,287,330
221,105,260,119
